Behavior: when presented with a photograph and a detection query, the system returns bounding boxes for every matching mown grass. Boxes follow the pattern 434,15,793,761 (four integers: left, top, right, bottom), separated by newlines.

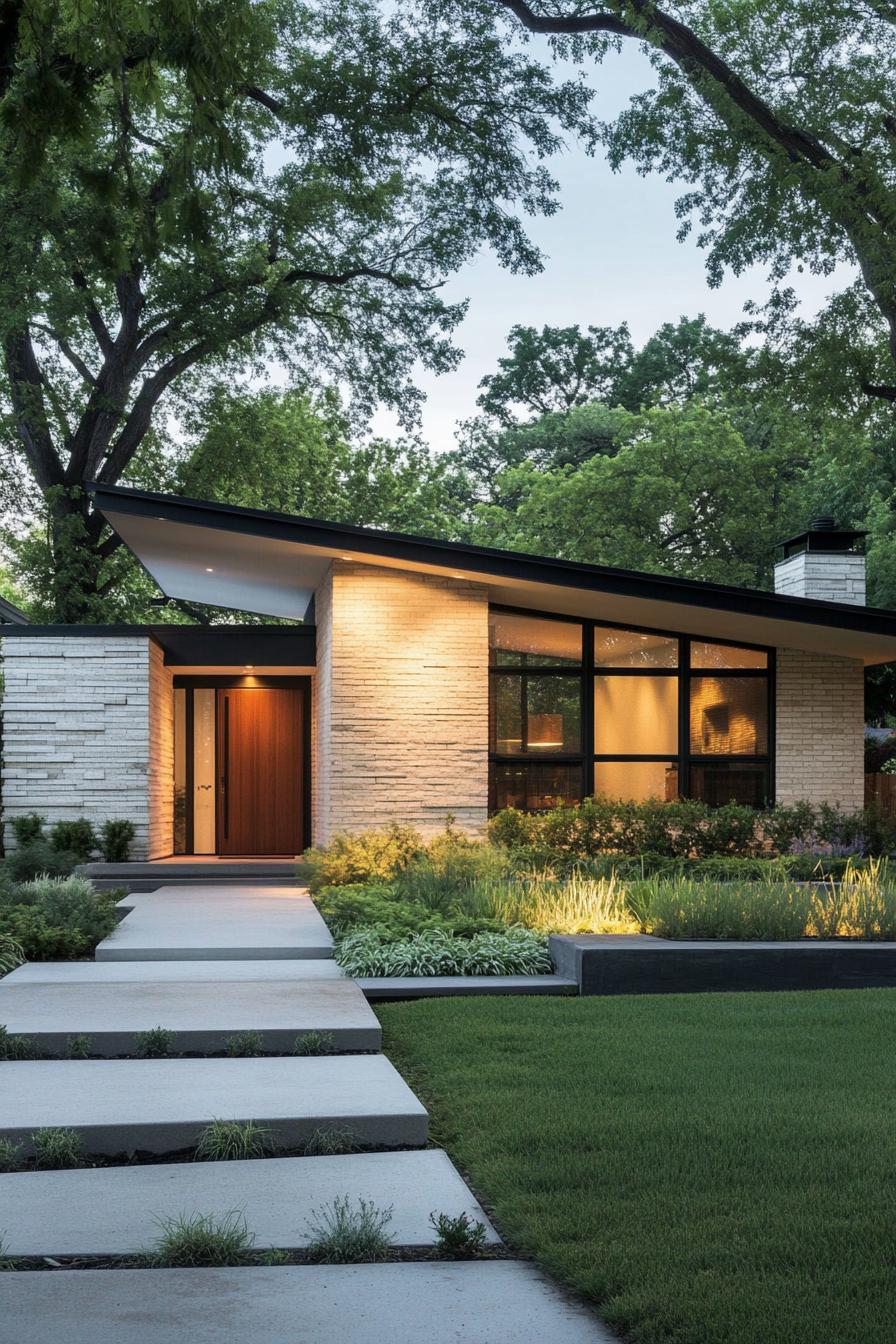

379,991,896,1344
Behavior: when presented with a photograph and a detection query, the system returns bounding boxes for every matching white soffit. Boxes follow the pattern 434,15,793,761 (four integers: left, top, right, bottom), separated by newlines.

103,511,329,620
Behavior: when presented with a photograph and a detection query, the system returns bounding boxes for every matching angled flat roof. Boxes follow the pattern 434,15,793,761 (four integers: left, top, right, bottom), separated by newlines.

90,483,896,665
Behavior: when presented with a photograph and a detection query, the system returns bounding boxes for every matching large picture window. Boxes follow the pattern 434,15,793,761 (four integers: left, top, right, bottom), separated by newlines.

489,609,772,812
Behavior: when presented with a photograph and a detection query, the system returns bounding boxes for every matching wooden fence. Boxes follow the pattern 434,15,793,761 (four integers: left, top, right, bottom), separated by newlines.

865,773,896,816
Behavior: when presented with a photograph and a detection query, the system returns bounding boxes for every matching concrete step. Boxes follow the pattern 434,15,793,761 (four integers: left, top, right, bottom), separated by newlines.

1,1263,614,1343
79,860,310,894
5,959,345,984
95,885,333,961
359,974,578,999
0,1056,427,1155
0,1150,498,1257
0,978,378,1054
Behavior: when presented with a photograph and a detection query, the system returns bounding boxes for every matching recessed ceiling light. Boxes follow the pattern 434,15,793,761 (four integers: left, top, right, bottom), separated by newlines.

244,664,254,670
340,555,352,560
205,566,214,572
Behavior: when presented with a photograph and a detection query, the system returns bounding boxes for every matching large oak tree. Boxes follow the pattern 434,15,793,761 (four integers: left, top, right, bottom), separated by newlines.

0,0,590,618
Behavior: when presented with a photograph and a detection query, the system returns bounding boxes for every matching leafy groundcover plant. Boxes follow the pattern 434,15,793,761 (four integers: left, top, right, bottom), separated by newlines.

335,928,552,977
0,875,119,960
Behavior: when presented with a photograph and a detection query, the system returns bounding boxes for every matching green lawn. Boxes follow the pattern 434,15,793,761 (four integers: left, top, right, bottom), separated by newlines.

379,991,896,1344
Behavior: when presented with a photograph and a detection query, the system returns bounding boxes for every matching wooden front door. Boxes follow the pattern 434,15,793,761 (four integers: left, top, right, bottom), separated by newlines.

216,687,304,855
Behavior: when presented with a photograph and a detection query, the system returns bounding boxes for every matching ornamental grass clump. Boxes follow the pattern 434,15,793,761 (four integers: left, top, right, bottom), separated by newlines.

636,876,814,941
135,1026,176,1058
195,1119,272,1162
293,1030,335,1056
813,858,896,939
146,1210,256,1268
430,1210,489,1258
305,1196,394,1264
460,869,634,935
225,1030,265,1057
32,1126,84,1170
0,935,23,977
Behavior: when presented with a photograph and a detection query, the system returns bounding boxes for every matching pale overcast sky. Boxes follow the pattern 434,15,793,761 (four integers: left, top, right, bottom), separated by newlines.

369,42,851,454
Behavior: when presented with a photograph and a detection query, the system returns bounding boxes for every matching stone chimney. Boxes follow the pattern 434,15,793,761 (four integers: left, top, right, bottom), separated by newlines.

774,516,867,605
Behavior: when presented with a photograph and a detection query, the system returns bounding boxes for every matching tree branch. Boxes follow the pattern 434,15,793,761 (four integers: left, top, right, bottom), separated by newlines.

3,327,66,489
861,381,896,401
496,0,837,169
72,271,114,356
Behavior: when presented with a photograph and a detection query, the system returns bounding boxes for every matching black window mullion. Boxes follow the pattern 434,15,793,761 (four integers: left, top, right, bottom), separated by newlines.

679,636,690,799
583,618,594,798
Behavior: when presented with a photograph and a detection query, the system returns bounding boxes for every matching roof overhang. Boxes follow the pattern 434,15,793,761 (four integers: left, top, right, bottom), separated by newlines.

90,484,896,666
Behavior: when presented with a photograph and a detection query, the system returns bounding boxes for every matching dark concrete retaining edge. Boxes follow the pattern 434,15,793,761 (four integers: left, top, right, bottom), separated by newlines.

549,934,896,996
358,974,578,1000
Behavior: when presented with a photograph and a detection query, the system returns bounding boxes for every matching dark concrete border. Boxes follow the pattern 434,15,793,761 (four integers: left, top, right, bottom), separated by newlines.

550,933,896,995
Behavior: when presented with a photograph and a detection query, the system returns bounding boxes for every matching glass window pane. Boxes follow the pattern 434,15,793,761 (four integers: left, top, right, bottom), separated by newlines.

595,675,678,755
690,676,768,755
689,762,769,808
193,687,216,854
491,762,583,812
489,611,581,667
490,674,523,754
174,688,187,855
594,626,678,668
690,641,767,669
527,676,581,753
594,760,679,803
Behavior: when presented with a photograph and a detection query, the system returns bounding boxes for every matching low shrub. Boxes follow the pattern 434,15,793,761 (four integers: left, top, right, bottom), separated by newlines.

135,1026,176,1058
32,1126,83,1170
293,1030,335,1056
146,1211,256,1268
488,798,896,862
0,1139,22,1173
49,818,97,861
3,842,78,882
0,934,23,977
305,1196,394,1264
430,1210,489,1258
0,1026,40,1060
0,876,119,960
304,824,424,892
225,1030,265,1057
99,818,136,863
10,813,44,846
302,1125,358,1156
195,1119,272,1161
335,928,552,977
313,883,447,939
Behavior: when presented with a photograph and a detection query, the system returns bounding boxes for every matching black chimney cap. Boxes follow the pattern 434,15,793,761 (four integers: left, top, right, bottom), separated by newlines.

778,516,867,559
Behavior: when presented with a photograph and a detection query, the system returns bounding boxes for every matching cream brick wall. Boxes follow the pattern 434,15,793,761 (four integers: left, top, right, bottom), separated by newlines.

313,561,489,842
775,648,865,810
1,635,158,858
774,551,866,605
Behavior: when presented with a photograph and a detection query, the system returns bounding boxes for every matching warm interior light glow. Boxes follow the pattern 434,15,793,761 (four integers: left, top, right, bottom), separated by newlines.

527,713,564,749
205,566,214,572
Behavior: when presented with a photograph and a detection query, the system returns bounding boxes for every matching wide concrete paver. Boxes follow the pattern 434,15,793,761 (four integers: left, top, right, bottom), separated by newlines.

1,1055,427,1154
0,977,378,1053
96,884,333,960
4,959,344,984
2,1263,614,1343
0,1150,498,1256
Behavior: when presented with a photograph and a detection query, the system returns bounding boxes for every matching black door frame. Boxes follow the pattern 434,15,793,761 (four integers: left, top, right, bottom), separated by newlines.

173,675,312,855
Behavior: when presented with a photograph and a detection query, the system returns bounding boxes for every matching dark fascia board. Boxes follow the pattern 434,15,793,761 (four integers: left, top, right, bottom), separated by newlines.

0,622,316,666
0,594,30,624
89,481,896,640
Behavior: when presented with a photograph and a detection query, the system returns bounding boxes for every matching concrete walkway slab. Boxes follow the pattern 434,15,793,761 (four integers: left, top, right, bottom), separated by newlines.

95,885,333,960
0,978,378,1053
0,1150,498,1256
1,1263,614,1343
4,959,344,984
0,1055,427,1154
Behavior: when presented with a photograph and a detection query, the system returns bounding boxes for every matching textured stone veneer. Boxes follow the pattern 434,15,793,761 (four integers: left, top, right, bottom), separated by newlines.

1,634,172,860
313,561,489,842
775,647,865,810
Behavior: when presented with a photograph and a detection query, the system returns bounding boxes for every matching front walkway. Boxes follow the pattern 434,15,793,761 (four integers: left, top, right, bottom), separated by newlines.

0,883,615,1342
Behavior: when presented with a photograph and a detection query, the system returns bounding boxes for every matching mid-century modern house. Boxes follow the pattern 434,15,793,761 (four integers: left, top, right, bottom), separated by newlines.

3,486,896,860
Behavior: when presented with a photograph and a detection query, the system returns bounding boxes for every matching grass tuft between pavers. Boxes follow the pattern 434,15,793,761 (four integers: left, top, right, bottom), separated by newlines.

378,989,896,1344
